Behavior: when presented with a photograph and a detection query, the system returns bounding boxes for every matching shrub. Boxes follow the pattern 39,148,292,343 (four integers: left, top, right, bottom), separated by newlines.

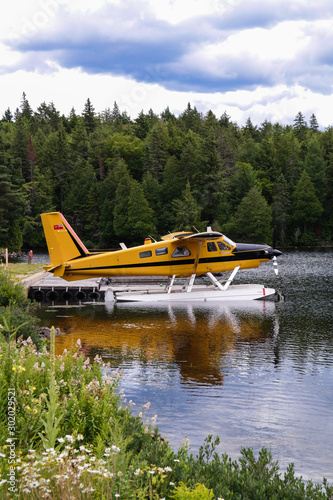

0,268,27,307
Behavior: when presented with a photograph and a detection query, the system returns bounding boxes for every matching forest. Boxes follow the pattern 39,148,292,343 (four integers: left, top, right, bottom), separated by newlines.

0,92,332,251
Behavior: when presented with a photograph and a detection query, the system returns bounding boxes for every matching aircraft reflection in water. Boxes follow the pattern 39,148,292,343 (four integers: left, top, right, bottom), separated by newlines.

53,301,279,386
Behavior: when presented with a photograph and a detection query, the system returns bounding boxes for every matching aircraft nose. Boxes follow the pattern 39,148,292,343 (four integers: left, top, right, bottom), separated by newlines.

272,248,282,257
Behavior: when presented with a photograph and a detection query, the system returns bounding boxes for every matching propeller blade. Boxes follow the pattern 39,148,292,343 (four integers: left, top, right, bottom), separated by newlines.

272,226,278,275
273,255,278,276
273,225,277,249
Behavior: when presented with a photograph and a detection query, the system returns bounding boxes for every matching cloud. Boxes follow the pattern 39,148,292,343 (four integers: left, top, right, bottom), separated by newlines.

1,0,333,127
3,0,333,98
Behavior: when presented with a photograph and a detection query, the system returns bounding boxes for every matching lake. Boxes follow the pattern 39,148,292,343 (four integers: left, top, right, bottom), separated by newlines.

36,249,333,483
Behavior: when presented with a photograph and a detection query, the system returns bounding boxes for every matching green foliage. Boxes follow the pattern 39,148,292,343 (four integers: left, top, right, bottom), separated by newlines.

0,269,27,307
225,186,272,243
293,170,324,240
1,98,332,247
171,482,214,500
173,181,202,231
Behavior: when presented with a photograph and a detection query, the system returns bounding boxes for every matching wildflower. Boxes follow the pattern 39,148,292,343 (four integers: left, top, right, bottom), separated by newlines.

59,362,65,372
0,479,7,485
111,445,120,453
57,438,65,443
65,435,74,443
148,470,155,475
77,434,84,441
0,453,6,458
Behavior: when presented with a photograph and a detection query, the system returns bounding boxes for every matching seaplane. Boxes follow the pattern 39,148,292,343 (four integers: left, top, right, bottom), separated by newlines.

41,212,282,302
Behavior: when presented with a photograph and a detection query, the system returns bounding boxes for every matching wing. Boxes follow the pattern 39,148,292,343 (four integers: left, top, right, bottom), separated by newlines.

161,231,222,241
180,231,222,240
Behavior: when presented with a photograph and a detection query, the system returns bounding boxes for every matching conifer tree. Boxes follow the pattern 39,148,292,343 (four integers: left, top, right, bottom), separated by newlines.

172,181,202,231
225,186,272,243
272,174,290,245
292,170,323,239
82,98,96,134
127,179,154,242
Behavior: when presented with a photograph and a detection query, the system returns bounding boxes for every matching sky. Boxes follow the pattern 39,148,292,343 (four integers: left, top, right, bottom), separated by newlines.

1,0,333,127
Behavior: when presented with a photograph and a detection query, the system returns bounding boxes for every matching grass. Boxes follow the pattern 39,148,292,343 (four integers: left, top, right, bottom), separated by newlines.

1,263,46,278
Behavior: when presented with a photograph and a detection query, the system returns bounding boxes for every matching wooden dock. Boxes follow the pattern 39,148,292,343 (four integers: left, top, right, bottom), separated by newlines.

28,274,170,303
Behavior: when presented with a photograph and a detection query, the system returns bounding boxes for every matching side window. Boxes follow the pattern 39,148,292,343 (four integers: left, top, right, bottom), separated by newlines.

171,246,191,258
217,241,229,251
155,247,168,256
139,250,152,258
207,242,217,252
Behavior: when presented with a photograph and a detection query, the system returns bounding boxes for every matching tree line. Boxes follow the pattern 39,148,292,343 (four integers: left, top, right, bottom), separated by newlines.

0,92,332,251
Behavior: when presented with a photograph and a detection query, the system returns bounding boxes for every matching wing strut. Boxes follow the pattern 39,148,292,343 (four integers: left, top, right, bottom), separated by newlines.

206,266,240,291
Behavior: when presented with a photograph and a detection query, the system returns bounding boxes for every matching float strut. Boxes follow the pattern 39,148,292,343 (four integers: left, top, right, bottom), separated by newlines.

206,265,240,291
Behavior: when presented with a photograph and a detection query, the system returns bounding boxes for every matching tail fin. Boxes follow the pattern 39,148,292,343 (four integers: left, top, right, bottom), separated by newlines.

41,212,89,272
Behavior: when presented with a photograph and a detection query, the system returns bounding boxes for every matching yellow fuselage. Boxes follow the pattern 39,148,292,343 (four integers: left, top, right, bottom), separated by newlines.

58,238,270,281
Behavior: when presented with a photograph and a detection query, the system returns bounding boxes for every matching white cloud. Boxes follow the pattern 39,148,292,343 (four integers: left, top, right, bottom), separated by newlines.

1,0,333,127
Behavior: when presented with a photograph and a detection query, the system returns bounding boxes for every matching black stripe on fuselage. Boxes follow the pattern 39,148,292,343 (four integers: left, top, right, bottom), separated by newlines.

69,258,195,272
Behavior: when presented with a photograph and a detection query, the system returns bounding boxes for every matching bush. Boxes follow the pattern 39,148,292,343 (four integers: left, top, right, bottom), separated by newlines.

0,268,27,307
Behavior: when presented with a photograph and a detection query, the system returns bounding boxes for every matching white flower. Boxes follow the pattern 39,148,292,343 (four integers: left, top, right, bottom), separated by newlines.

57,438,65,443
77,434,84,441
111,445,120,453
65,435,74,443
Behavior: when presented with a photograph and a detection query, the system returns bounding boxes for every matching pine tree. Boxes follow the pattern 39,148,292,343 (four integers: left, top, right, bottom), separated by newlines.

127,179,154,242
20,92,33,120
293,112,307,142
303,139,326,203
292,170,323,239
0,164,25,249
309,113,319,132
172,181,202,231
225,186,272,243
2,108,13,122
82,98,96,134
272,174,290,244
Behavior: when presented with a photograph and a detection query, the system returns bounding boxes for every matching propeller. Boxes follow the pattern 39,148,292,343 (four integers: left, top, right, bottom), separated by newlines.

272,226,279,276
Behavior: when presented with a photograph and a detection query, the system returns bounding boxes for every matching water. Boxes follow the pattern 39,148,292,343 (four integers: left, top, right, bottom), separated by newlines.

36,249,333,483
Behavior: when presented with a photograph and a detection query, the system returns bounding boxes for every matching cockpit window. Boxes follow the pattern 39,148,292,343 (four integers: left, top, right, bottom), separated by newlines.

171,246,191,258
217,241,229,251
222,235,236,248
207,242,217,252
